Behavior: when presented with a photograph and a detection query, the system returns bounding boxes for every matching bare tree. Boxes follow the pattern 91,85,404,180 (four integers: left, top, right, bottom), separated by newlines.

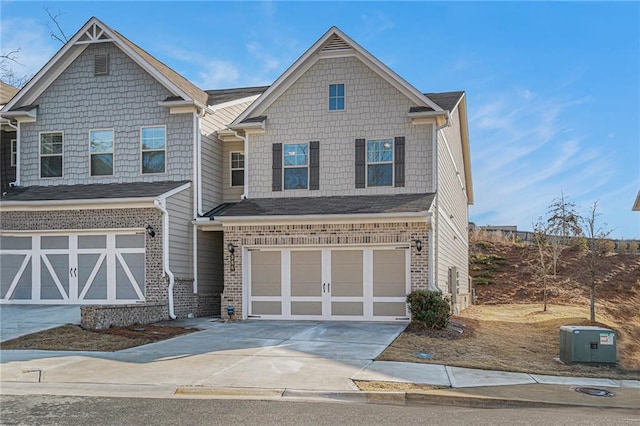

546,192,581,277
532,219,552,312
44,7,70,45
581,200,613,322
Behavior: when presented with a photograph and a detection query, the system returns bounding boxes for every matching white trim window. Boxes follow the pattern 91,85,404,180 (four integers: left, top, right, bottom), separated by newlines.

230,151,244,187
141,126,166,174
90,129,114,176
39,132,63,178
10,139,17,167
329,83,345,111
284,143,308,189
367,139,393,187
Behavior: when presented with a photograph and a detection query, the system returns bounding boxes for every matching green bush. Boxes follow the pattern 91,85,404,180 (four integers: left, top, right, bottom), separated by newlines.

406,290,450,329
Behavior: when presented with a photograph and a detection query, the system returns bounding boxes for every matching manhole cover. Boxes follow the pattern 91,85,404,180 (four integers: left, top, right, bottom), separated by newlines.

573,387,615,397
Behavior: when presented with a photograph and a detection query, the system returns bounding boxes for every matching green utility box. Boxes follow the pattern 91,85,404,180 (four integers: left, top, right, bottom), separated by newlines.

559,326,617,364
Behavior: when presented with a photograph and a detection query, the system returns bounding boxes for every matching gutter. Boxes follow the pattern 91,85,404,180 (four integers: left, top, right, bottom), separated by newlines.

154,197,177,320
233,131,249,199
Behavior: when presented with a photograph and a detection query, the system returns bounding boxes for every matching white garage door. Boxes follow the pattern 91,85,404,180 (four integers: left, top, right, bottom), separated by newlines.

247,246,410,321
0,232,145,304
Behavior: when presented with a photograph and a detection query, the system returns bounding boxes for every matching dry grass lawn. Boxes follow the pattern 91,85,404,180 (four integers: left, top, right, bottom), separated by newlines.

0,324,197,352
378,304,639,380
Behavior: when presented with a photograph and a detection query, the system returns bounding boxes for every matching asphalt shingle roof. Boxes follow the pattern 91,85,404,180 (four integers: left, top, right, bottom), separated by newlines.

424,91,465,112
205,193,435,218
1,181,190,202
206,86,270,106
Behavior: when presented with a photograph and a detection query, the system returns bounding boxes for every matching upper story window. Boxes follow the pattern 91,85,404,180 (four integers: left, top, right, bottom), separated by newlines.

40,132,63,178
367,139,393,187
141,126,166,174
230,151,244,186
10,139,17,167
90,129,114,176
329,83,345,111
283,143,308,189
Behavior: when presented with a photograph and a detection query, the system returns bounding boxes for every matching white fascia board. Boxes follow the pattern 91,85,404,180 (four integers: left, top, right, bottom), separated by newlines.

0,198,156,211
194,220,223,231
228,121,266,132
214,211,429,226
457,96,474,205
209,94,261,111
408,110,447,119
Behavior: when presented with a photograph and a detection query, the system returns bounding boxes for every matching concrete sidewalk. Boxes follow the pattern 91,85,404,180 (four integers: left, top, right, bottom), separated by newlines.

1,318,638,409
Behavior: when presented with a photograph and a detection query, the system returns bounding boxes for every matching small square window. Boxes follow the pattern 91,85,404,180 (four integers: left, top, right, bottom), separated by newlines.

329,84,345,110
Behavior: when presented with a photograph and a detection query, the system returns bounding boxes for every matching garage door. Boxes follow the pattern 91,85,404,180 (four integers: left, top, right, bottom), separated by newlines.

0,232,145,304
247,246,409,321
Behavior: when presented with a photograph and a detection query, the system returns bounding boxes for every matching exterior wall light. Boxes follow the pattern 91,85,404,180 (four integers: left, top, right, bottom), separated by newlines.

145,224,156,238
227,242,235,253
415,240,423,252
227,242,236,271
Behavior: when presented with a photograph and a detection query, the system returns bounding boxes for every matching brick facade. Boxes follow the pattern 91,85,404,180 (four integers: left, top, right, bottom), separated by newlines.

221,221,430,319
0,207,213,328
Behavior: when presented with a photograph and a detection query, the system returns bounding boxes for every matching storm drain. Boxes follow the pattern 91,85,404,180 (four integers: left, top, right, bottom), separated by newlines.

573,387,615,397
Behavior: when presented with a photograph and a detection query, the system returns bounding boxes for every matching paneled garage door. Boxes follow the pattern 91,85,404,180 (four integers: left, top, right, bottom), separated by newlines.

247,246,410,321
0,232,145,304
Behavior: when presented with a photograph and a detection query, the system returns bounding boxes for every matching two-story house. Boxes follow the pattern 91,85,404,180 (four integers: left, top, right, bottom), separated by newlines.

199,27,473,321
0,18,472,328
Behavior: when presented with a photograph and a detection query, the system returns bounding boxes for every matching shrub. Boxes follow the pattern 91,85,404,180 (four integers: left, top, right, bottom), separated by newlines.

617,242,628,254
406,290,450,329
629,241,639,254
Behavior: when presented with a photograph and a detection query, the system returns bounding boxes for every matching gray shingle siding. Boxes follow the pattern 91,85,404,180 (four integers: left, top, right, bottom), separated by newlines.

19,43,194,187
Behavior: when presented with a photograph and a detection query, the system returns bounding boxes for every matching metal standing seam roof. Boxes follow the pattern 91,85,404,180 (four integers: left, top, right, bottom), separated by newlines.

204,193,435,218
1,181,191,202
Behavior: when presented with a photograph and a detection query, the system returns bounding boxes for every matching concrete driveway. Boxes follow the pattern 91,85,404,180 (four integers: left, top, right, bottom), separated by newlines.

0,319,407,391
0,305,80,343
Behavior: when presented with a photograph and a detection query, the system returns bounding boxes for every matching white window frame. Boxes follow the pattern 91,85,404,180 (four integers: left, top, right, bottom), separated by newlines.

38,131,64,179
283,143,309,190
230,151,245,187
10,139,17,167
366,138,394,187
328,83,345,111
89,128,115,177
140,125,167,175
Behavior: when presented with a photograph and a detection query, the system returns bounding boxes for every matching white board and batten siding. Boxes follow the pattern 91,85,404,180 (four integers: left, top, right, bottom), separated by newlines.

436,105,470,295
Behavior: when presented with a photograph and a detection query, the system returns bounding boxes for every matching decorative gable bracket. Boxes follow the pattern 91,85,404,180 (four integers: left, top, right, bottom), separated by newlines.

75,23,114,45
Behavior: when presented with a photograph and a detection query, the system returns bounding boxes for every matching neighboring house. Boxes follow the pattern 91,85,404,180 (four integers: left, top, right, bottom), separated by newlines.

199,27,473,320
1,81,19,189
0,18,473,327
633,191,640,211
0,17,263,328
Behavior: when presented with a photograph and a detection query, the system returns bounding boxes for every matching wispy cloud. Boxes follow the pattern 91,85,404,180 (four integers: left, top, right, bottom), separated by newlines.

1,17,58,84
159,44,241,89
361,11,396,37
468,87,618,231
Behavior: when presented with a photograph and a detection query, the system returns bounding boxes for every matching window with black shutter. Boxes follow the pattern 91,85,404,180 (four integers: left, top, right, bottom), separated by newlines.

272,143,282,191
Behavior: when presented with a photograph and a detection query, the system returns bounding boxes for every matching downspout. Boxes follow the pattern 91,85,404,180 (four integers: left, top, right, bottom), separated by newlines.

234,130,249,199
8,121,19,187
426,211,439,292
192,109,206,295
154,198,176,320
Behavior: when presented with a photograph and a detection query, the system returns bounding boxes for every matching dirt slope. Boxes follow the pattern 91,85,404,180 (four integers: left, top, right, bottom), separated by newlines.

470,240,640,370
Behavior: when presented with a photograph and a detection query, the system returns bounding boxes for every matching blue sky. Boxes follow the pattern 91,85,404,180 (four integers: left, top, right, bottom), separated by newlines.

2,1,639,238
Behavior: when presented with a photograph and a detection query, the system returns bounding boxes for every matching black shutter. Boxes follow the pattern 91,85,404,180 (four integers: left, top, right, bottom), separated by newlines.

309,141,319,190
394,136,405,187
272,143,282,191
355,138,366,188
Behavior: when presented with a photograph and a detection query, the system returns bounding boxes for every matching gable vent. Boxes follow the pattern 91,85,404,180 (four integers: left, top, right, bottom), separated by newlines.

321,35,352,53
94,54,109,76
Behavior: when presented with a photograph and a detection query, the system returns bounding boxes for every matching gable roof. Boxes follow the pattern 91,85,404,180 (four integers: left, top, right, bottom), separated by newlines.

206,193,435,218
232,26,444,126
2,17,208,113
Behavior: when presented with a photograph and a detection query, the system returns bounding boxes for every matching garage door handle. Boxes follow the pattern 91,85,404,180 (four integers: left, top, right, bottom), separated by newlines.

69,267,77,277
327,283,330,293
323,283,325,293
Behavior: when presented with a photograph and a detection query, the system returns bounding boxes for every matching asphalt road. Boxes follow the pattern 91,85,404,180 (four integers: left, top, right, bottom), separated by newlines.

1,395,638,426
